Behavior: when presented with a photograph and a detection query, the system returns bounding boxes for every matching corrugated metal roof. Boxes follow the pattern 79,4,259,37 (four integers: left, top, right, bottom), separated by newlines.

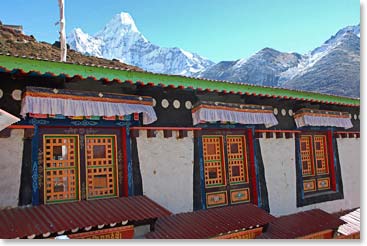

0,196,171,239
0,54,360,107
257,209,345,239
145,203,276,239
337,208,360,236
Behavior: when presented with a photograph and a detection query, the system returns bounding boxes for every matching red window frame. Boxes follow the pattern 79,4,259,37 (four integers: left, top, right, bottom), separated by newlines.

299,131,337,195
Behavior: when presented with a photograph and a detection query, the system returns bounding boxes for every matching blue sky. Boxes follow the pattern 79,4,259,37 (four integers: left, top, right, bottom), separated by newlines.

0,0,359,62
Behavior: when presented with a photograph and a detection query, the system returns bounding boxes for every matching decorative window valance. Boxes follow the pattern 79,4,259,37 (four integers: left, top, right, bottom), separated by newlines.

0,109,20,131
293,108,353,129
20,87,157,125
191,101,278,128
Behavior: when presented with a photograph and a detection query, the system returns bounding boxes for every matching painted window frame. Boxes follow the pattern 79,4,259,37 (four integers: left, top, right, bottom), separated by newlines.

195,128,259,210
85,135,119,200
43,134,80,204
36,124,129,205
295,129,344,207
43,133,120,204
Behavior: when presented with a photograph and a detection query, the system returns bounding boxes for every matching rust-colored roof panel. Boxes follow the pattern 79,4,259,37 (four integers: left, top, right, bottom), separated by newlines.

146,203,276,239
256,209,345,239
0,196,171,239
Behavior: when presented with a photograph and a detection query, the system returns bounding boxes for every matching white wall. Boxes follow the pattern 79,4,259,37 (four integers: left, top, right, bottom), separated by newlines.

136,130,194,214
260,137,360,216
260,137,297,215
0,129,24,208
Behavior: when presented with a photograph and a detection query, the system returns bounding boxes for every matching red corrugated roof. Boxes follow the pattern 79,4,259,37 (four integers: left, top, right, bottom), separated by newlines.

0,196,171,239
145,203,275,239
256,209,345,239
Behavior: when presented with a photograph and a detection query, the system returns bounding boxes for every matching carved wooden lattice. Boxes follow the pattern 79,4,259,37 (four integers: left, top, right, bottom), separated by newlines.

299,133,331,193
314,135,329,175
300,135,314,177
226,135,248,184
202,136,226,187
85,135,118,199
43,135,79,203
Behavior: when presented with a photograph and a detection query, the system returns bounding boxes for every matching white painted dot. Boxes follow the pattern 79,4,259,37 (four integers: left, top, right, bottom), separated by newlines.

288,109,293,116
281,109,286,116
12,89,22,101
354,114,357,120
173,100,181,109
152,98,156,107
161,99,169,108
98,92,103,97
0,89,3,98
273,108,278,115
53,88,59,94
185,101,192,109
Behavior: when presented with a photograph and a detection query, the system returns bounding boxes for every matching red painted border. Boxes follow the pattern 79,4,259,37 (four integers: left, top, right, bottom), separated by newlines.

327,131,336,191
8,125,35,129
130,126,201,131
121,127,129,196
334,131,360,134
247,129,258,205
255,129,301,133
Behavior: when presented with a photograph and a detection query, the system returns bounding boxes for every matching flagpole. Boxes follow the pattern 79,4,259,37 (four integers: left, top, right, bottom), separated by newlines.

58,0,67,62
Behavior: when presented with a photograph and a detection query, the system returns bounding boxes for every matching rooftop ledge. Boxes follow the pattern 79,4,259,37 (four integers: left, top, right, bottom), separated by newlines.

0,54,360,107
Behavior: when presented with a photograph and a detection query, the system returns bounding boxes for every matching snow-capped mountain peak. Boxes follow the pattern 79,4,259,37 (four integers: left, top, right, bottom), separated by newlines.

280,24,360,83
67,12,213,75
196,23,359,97
96,12,140,37
67,28,103,57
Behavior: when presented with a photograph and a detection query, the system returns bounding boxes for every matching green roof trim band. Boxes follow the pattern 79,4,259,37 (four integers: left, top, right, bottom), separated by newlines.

0,55,360,106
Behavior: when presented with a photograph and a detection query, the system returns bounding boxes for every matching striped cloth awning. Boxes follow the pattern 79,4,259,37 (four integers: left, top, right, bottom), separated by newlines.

293,108,353,129
0,108,20,131
191,101,278,128
20,87,157,124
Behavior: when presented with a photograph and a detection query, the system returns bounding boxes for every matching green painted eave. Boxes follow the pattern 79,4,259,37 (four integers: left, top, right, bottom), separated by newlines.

0,55,360,106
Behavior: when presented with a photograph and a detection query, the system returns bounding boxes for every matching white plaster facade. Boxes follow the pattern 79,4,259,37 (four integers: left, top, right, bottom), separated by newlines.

260,137,360,216
136,130,194,213
0,129,24,208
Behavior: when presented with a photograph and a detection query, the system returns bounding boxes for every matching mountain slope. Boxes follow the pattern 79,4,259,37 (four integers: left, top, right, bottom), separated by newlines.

197,24,360,98
282,26,360,97
67,12,214,76
197,48,302,87
283,34,360,97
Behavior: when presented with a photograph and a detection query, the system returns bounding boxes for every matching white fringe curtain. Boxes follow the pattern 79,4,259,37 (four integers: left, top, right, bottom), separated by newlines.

294,110,353,129
0,108,20,131
21,92,157,125
192,106,278,128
